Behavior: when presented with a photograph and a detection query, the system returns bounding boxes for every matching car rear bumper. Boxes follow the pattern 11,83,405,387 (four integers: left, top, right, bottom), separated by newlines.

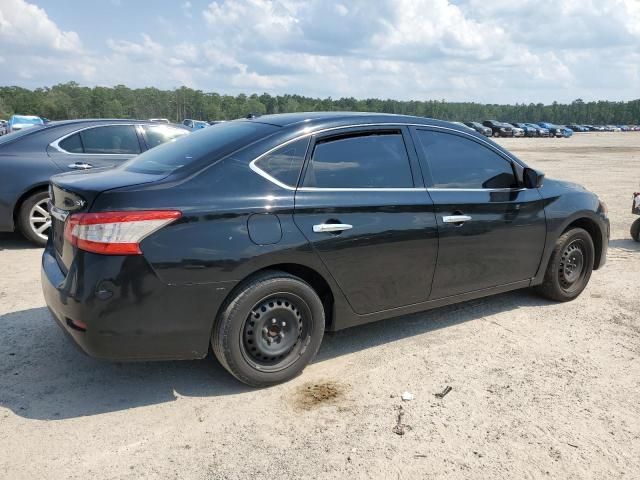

41,242,234,361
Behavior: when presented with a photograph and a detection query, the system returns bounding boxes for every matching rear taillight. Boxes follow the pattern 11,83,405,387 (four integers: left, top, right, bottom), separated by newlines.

64,210,182,255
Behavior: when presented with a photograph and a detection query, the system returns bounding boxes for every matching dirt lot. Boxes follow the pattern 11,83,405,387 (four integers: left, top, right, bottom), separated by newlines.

1,133,639,479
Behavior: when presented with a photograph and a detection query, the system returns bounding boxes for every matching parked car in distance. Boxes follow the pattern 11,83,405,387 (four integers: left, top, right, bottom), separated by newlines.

483,120,514,137
557,126,574,138
8,114,44,132
511,123,538,137
524,123,550,137
509,123,525,137
41,112,609,387
537,122,564,137
149,118,170,124
182,119,209,130
464,122,492,136
0,119,190,245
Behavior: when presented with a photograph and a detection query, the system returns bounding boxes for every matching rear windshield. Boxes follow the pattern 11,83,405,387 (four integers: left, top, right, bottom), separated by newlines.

123,120,279,175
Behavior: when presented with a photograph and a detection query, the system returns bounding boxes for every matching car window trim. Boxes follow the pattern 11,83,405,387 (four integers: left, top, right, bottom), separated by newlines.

49,123,144,156
250,123,525,191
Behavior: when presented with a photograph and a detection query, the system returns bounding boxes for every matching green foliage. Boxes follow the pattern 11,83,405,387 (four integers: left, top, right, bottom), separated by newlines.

0,82,638,124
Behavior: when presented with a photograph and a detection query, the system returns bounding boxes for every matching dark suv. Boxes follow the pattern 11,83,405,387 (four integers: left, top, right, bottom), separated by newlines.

42,113,609,387
483,120,514,137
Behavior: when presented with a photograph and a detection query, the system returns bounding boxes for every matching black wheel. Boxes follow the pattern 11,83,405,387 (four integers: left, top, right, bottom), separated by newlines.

17,190,50,246
631,218,640,242
536,228,594,302
212,271,325,387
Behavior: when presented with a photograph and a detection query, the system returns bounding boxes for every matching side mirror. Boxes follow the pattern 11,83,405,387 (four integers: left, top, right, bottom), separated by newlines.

523,167,545,189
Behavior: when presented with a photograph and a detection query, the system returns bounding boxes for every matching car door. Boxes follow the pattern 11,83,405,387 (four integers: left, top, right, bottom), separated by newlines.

410,127,547,299
293,126,439,315
48,124,143,171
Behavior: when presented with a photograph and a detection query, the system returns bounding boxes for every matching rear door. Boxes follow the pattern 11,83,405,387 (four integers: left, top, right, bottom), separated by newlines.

293,126,439,315
411,127,547,299
48,124,143,171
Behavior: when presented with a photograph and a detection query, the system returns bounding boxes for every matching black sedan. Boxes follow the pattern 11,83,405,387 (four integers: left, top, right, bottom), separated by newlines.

42,113,609,387
0,119,189,245
482,120,514,137
464,122,492,136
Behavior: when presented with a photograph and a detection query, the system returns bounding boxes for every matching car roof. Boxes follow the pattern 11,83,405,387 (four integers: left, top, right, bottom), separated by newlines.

247,111,458,130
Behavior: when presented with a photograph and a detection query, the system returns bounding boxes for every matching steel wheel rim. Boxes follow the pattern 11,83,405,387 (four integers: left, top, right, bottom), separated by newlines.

29,198,51,241
240,292,312,373
558,239,587,292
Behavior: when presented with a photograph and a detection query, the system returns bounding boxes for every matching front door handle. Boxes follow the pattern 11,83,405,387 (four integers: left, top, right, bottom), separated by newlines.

442,215,472,224
68,162,93,170
313,223,353,233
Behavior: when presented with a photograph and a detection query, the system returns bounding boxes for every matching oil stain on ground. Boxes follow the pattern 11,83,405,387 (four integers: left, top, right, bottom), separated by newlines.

292,380,347,410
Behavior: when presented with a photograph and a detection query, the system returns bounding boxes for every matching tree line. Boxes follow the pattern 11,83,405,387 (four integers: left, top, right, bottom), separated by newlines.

1,82,638,125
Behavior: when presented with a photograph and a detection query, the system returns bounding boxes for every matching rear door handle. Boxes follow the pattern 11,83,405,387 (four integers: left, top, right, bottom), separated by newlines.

442,215,472,224
68,162,93,170
313,223,353,233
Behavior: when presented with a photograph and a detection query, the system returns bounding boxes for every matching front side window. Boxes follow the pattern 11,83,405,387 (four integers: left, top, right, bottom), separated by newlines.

254,137,309,187
141,125,189,149
79,125,141,154
415,130,517,189
303,131,413,189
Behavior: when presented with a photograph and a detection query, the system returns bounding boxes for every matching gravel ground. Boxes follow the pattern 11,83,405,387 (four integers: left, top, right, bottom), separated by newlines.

1,132,639,479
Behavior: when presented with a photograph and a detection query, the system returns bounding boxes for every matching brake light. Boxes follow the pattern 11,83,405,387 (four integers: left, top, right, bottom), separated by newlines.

64,210,182,255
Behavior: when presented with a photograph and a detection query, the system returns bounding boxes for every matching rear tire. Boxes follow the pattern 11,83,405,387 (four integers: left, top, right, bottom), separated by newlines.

631,218,640,242
212,271,325,387
17,190,50,247
536,228,594,302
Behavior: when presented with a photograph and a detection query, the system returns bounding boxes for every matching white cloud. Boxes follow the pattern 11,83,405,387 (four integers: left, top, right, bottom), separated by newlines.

0,0,82,52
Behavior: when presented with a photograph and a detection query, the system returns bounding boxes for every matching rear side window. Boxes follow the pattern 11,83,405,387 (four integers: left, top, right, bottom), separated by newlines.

80,125,141,154
124,121,279,175
303,132,413,188
254,137,309,187
141,125,189,149
415,130,517,189
59,133,83,153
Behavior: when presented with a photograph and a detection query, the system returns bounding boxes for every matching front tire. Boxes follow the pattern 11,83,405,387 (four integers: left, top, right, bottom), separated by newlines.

17,191,51,246
536,228,594,302
631,218,640,242
212,271,325,387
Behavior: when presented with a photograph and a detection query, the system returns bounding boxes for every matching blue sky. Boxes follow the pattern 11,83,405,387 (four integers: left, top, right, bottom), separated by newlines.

1,0,639,104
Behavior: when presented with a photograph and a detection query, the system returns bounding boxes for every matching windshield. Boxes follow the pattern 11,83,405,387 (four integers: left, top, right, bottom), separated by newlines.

124,120,279,175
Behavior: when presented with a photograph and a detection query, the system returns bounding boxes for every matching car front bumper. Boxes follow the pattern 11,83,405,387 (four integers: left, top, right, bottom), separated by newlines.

41,242,234,361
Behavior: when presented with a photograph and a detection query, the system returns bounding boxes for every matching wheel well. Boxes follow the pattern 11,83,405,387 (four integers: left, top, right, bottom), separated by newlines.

13,184,48,227
242,264,335,329
564,217,603,269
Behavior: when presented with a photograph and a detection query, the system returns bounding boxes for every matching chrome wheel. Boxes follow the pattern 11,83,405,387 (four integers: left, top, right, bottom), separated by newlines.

29,198,51,241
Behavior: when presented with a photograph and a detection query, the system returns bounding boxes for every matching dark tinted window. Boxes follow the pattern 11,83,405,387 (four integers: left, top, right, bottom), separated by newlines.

59,133,83,153
80,125,141,154
303,132,413,188
141,125,189,149
416,130,517,189
254,137,309,187
124,121,279,175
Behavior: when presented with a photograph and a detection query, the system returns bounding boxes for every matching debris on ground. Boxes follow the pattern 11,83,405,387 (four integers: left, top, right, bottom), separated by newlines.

392,405,411,436
434,386,452,399
401,391,415,401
